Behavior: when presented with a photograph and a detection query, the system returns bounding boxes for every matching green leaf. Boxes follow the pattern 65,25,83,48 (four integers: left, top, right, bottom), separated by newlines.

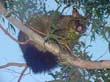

10,23,16,33
2,17,5,23
7,23,16,34
90,32,95,42
6,12,12,18
108,42,110,54
55,0,60,4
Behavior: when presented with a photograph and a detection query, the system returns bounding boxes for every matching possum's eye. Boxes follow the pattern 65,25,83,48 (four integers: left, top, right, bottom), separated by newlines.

76,24,86,33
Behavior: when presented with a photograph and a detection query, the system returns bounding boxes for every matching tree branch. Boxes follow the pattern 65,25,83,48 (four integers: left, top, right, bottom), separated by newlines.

0,24,30,45
0,2,110,69
0,63,26,68
17,66,28,82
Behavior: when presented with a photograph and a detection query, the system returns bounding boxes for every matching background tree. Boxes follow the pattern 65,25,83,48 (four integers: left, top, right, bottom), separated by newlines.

0,0,110,82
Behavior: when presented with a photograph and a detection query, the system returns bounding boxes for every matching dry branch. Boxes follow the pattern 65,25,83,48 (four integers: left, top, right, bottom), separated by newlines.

17,66,28,82
0,2,110,69
0,63,26,69
0,24,30,45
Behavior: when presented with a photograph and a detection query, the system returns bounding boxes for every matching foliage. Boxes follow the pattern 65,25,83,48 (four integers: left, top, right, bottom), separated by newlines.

3,0,46,21
48,65,90,82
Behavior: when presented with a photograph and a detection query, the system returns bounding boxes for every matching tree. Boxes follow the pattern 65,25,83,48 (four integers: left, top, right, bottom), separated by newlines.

0,0,110,82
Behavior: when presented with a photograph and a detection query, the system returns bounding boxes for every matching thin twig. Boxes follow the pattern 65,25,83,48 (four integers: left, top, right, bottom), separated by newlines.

5,68,30,75
0,62,26,69
17,66,28,82
95,50,108,61
61,4,71,14
0,24,30,45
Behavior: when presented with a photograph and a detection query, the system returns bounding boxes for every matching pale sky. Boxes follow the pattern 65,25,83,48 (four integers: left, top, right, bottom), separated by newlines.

0,0,110,82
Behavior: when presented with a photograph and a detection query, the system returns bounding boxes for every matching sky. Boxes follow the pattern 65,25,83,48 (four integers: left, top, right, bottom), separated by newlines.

0,0,110,82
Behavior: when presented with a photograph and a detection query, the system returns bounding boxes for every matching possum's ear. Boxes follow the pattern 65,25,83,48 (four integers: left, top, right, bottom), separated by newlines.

72,8,80,18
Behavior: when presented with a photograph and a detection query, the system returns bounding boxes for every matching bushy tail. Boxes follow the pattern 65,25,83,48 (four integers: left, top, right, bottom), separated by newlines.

18,31,58,73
